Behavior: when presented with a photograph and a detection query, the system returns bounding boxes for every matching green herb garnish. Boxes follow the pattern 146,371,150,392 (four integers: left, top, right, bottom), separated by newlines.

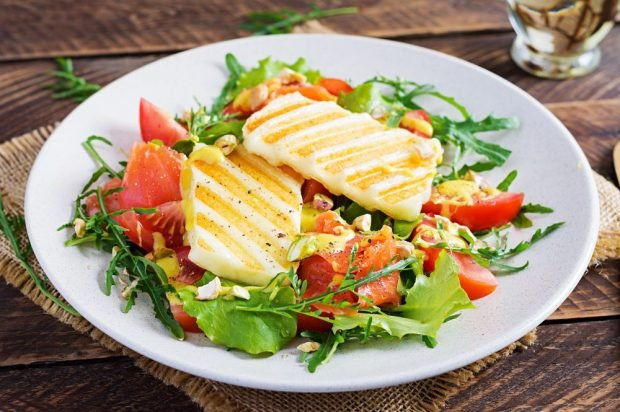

48,57,101,102
0,194,79,316
512,203,555,229
241,5,358,35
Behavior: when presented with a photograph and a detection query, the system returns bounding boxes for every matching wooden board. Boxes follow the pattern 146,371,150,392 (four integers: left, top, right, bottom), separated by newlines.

0,0,511,61
446,319,620,410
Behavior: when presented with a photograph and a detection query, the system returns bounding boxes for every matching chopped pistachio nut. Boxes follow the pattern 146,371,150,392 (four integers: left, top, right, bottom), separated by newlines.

231,285,250,300
278,67,306,85
395,240,415,258
249,83,269,111
214,134,238,155
196,277,222,301
287,235,319,261
352,214,372,232
73,218,86,238
297,341,321,353
312,193,334,211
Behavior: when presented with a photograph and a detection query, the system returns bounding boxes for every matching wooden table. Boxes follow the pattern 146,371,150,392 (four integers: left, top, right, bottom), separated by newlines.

0,1,618,410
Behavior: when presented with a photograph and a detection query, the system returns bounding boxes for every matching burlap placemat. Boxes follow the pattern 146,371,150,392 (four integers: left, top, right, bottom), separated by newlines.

1,125,618,411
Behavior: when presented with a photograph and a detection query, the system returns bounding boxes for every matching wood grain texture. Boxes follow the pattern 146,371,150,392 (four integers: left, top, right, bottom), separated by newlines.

0,358,200,411
446,319,620,410
0,0,512,60
0,286,114,367
0,26,618,141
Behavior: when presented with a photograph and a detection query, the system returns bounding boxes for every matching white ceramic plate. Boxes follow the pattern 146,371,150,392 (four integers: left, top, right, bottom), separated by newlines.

25,34,598,392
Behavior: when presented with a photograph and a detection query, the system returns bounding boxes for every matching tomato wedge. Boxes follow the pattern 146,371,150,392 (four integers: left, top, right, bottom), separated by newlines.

171,304,201,333
119,142,184,209
422,247,498,300
139,98,188,146
319,78,353,96
172,246,205,285
423,191,524,232
301,179,331,203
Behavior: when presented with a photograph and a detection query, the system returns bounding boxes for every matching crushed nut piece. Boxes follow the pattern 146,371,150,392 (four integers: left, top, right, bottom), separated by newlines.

395,240,415,258
249,84,269,111
352,214,372,232
196,277,222,301
215,134,238,156
121,279,139,299
73,218,86,238
231,285,250,300
297,341,321,353
312,193,334,211
278,67,306,85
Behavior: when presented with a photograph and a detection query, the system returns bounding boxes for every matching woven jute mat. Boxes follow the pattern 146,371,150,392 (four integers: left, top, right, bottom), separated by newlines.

1,125,618,411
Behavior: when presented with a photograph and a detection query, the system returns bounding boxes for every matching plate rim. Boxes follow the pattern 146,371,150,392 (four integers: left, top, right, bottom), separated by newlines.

24,33,600,392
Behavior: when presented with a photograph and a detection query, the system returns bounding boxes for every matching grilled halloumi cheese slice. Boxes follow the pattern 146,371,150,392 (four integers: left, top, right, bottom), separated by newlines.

182,145,303,286
243,92,443,221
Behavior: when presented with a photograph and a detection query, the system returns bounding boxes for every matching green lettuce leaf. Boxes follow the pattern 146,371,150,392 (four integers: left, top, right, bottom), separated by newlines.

332,251,474,340
177,287,297,355
337,83,385,114
398,250,475,337
233,57,321,98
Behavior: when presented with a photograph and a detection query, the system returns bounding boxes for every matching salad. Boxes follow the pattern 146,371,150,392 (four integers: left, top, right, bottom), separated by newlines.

62,54,562,372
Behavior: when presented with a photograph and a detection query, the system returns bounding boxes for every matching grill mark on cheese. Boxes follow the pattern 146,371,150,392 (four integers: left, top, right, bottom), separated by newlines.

196,238,215,252
228,151,301,206
262,111,348,144
195,186,290,268
346,155,432,189
379,171,436,203
195,213,263,270
193,160,297,233
289,121,383,157
319,135,412,174
245,100,313,132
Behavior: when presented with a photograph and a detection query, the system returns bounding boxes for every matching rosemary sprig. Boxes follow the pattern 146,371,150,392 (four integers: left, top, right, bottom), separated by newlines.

0,194,79,316
241,5,358,35
48,57,101,102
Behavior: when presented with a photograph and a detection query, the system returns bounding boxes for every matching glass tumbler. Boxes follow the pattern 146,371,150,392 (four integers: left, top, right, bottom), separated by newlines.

507,0,618,79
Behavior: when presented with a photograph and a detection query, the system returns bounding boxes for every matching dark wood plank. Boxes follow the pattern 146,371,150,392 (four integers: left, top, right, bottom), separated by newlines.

0,320,616,411
409,26,620,105
0,0,512,60
446,318,620,410
0,285,115,367
550,259,620,320
0,27,619,142
0,358,200,411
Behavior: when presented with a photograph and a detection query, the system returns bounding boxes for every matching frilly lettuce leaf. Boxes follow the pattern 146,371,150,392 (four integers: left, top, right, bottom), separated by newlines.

337,82,385,114
177,286,297,355
332,251,474,339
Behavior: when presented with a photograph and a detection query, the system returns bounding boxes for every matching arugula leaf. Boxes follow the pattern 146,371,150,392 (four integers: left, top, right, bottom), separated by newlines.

240,5,358,36
48,57,101,102
432,115,517,167
0,194,79,316
339,201,386,231
512,203,555,229
177,287,297,355
210,53,247,117
497,170,518,191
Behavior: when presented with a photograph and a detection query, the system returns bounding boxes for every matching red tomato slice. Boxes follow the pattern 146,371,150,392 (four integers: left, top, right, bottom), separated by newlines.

119,142,184,209
139,98,188,146
171,304,201,333
173,246,205,285
422,247,498,300
297,303,358,333
319,78,354,96
140,200,185,249
422,192,524,232
85,177,122,216
301,179,331,203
